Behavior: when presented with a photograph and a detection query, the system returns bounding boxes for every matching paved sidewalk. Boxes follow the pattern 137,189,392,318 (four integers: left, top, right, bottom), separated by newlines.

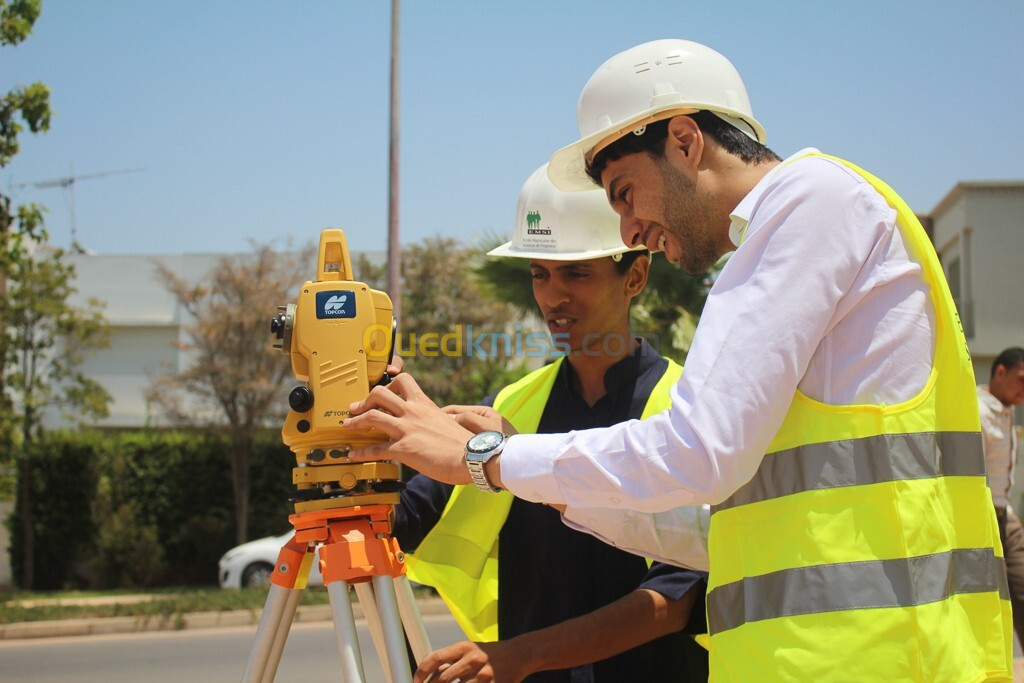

0,595,451,640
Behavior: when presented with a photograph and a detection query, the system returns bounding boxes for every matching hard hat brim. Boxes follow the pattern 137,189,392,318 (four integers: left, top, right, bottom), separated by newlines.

486,240,645,262
547,105,766,192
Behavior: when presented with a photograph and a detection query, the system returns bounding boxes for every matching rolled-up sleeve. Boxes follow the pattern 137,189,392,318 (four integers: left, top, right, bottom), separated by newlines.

639,562,708,635
562,504,710,571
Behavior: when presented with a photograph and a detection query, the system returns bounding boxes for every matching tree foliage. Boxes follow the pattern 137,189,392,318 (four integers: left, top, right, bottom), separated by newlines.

147,243,312,544
0,1,49,169
0,0,113,590
8,429,295,589
1,249,112,588
374,237,528,406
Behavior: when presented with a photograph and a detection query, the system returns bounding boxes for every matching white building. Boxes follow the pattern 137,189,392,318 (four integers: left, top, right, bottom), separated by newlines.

60,250,384,428
926,181,1024,395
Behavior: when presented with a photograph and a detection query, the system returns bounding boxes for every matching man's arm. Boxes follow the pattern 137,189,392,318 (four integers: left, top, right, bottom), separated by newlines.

413,580,702,683
559,504,711,571
393,474,455,552
348,157,892,512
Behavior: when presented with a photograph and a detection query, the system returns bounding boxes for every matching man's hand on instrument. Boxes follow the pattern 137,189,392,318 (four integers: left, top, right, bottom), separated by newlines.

386,354,406,377
345,373,474,485
442,405,517,436
416,640,527,683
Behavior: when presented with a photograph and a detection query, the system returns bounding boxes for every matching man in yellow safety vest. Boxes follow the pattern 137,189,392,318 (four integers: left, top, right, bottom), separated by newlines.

348,39,1013,682
392,164,709,682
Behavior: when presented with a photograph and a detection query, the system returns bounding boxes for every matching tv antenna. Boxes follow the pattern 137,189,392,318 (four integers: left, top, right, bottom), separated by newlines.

14,165,145,250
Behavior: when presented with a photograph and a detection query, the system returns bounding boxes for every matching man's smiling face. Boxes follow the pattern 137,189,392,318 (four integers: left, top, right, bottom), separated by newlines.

601,150,722,276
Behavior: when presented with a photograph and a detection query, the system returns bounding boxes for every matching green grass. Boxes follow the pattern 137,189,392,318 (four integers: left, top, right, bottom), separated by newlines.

0,586,330,624
0,584,437,625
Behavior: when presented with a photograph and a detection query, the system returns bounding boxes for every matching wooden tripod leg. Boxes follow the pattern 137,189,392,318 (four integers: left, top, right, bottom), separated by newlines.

395,574,432,665
354,581,393,682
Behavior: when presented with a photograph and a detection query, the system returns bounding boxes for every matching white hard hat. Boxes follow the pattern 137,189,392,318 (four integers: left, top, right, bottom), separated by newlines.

488,164,645,261
548,39,766,191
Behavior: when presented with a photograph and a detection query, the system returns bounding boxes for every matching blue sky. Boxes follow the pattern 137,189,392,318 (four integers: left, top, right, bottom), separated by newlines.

3,0,1022,255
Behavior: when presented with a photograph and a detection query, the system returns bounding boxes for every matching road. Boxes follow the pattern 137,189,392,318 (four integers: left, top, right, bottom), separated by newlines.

0,614,465,682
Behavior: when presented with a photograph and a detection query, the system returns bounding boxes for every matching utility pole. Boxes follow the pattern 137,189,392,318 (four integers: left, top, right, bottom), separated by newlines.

387,0,401,322
16,166,145,250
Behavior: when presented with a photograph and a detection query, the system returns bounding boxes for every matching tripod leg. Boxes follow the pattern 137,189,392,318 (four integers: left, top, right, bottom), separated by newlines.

328,579,368,682
355,582,394,683
394,575,433,664
260,587,302,683
372,574,414,683
242,584,293,683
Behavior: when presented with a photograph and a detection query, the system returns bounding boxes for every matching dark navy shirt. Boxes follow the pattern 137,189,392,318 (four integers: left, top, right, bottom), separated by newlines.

395,340,708,682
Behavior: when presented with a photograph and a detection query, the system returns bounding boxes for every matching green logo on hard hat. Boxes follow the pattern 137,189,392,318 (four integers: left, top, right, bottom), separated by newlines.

526,210,551,236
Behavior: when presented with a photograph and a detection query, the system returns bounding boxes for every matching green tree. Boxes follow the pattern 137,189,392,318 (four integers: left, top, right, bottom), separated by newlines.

2,250,112,588
386,237,527,406
0,1,111,590
147,243,312,544
1,0,50,453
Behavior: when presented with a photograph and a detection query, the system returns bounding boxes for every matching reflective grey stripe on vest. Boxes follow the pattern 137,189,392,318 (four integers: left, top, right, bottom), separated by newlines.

707,548,1009,635
713,432,985,513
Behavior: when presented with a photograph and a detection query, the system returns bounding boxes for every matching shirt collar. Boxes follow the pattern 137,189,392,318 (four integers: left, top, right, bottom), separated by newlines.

979,384,1013,414
728,147,821,247
558,337,660,396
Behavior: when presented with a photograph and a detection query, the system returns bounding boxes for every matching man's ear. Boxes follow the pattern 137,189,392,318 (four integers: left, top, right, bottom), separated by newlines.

993,364,1006,382
625,253,651,298
665,115,703,174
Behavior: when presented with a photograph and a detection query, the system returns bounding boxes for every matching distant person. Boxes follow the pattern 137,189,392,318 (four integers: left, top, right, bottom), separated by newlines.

978,347,1024,640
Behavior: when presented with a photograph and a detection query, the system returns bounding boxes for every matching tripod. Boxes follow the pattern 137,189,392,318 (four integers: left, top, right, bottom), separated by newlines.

242,503,433,683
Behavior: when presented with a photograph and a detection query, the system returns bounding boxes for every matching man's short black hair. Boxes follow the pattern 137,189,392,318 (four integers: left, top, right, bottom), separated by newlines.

585,110,781,187
992,347,1024,379
612,249,647,274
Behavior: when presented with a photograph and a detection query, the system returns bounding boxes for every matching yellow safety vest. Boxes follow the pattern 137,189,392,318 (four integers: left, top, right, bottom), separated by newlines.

707,154,1012,681
407,355,684,641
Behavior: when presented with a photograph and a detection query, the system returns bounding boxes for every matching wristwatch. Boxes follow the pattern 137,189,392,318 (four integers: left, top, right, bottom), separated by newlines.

465,430,508,492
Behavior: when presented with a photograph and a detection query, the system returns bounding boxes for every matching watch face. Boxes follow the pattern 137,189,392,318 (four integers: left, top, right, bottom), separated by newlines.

468,430,504,453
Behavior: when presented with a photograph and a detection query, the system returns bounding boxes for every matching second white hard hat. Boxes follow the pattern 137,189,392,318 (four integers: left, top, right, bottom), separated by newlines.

488,164,645,261
548,39,766,192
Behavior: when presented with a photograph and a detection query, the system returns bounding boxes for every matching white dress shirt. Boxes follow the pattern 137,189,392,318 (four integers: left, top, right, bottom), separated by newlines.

978,384,1018,508
499,150,935,562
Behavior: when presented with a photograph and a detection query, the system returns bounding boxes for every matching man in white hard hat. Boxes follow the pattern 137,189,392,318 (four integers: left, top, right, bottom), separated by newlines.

346,40,1012,681
392,164,709,683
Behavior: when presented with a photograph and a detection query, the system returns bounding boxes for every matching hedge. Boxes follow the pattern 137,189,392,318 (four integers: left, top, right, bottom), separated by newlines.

7,429,295,589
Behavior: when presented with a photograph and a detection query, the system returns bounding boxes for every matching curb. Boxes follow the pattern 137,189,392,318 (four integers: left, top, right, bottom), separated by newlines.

0,597,451,641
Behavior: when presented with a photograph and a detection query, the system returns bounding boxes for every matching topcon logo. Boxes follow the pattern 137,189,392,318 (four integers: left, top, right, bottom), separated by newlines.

315,290,357,319
325,295,348,311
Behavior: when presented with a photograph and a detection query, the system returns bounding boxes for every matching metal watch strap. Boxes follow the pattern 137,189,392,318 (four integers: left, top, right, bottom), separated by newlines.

465,435,506,493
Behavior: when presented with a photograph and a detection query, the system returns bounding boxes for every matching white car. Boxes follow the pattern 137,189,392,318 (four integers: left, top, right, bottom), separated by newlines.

218,533,324,588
